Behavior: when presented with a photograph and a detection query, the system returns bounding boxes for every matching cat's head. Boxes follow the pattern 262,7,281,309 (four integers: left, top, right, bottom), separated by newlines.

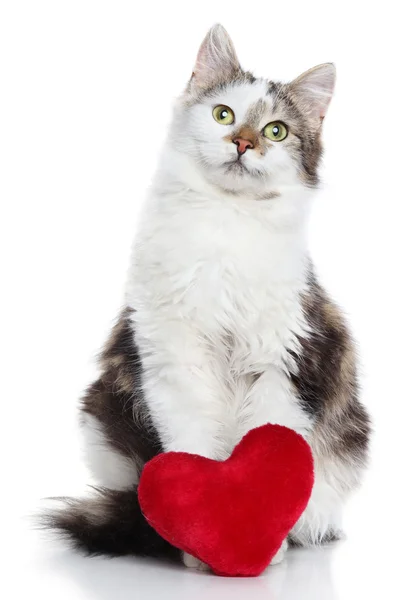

171,24,335,196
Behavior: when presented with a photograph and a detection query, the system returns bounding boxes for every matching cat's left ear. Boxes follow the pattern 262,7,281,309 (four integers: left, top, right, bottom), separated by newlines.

189,24,242,93
289,63,336,121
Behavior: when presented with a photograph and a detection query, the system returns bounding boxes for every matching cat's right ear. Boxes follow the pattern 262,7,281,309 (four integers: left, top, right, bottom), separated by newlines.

189,24,241,94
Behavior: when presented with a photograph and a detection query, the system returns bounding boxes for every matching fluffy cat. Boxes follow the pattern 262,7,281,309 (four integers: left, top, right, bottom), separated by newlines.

47,24,370,570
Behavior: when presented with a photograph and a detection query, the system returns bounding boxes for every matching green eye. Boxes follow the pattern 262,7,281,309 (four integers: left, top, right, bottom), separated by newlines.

213,105,235,125
263,121,288,142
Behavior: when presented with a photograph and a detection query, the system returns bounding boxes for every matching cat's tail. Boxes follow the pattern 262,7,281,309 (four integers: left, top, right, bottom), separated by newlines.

41,486,180,561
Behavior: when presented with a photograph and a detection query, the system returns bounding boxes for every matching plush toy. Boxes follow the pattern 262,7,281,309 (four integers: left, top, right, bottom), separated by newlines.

138,424,314,577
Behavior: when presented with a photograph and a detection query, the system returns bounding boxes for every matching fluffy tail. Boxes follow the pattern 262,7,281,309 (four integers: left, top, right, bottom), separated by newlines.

43,486,180,561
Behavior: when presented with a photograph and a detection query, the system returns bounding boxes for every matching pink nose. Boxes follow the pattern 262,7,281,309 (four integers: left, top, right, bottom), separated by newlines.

233,138,254,155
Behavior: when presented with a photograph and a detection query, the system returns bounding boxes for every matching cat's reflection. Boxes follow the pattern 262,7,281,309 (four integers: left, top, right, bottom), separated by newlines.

44,544,338,600
179,546,338,600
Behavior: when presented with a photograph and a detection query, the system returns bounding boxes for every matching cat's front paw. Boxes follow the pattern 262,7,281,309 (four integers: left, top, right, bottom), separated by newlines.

269,538,288,566
183,552,211,571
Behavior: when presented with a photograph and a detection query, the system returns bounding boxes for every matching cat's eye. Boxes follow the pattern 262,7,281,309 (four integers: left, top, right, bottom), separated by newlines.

212,105,235,125
263,121,288,142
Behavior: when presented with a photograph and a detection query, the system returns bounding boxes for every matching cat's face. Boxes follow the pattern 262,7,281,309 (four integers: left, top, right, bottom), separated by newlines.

172,25,335,196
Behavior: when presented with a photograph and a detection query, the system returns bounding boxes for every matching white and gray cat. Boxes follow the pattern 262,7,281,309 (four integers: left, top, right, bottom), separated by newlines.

48,24,370,570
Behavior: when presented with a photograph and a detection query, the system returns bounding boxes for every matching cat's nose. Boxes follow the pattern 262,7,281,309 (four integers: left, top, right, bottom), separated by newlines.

233,138,254,155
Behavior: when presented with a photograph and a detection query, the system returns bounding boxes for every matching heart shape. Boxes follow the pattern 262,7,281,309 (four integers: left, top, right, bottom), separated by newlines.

138,424,314,577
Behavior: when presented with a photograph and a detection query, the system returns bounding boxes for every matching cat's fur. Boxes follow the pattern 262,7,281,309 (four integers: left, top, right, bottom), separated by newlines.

47,25,370,569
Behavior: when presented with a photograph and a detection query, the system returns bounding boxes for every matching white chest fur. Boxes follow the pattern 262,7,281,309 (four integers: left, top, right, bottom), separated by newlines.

126,179,313,457
128,184,308,330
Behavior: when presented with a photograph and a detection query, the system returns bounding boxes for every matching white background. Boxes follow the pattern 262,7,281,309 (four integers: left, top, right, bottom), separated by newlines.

1,1,416,598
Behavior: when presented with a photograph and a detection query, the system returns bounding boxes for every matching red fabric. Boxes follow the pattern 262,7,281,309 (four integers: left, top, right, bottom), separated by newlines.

138,424,314,577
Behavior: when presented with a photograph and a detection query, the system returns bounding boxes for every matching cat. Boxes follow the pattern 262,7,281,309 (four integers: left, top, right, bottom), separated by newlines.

47,24,371,570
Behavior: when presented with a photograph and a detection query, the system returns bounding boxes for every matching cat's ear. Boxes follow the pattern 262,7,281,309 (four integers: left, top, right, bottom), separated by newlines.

189,24,241,93
289,63,336,121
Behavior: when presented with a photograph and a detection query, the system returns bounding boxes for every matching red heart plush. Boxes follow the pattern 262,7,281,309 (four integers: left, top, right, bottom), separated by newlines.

138,424,314,577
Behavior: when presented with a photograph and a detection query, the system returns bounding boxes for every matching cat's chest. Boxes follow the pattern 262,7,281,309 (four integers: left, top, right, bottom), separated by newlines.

130,199,307,345
149,208,303,330
158,201,298,282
